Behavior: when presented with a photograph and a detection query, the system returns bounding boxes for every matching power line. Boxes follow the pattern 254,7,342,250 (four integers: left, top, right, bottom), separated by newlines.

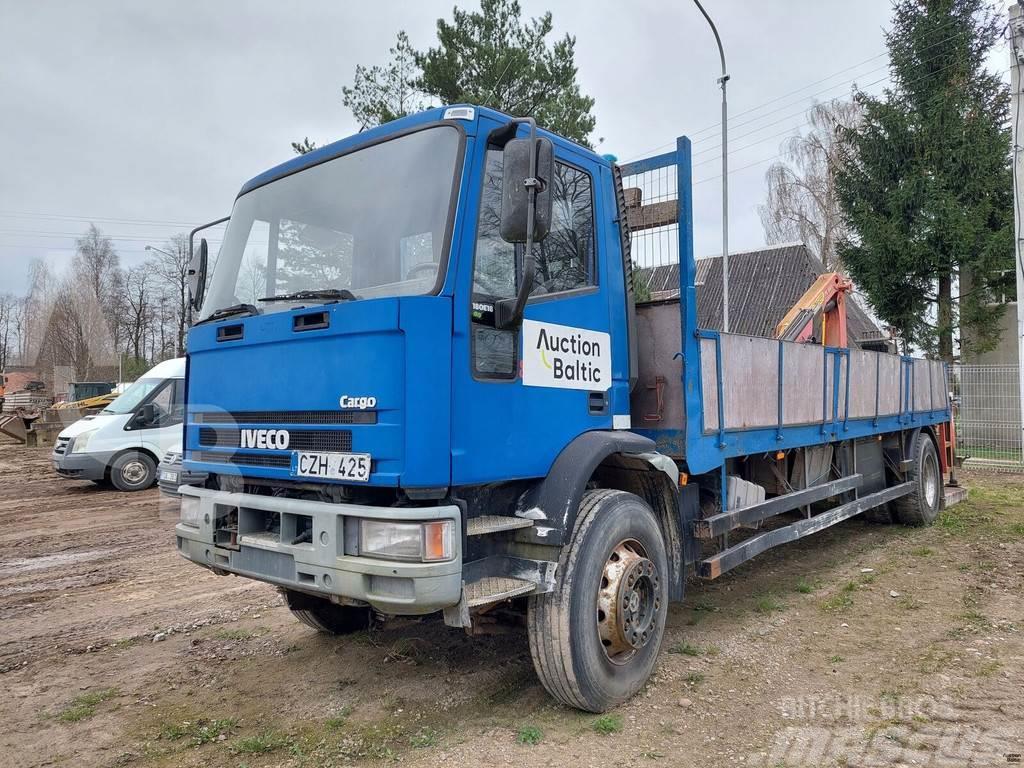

624,21,979,163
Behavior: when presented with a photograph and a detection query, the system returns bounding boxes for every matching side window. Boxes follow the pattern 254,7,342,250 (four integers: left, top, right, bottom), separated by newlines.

471,149,597,378
472,150,596,301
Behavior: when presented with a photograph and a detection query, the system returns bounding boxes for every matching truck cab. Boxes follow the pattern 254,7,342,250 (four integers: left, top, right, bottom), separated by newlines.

176,105,952,713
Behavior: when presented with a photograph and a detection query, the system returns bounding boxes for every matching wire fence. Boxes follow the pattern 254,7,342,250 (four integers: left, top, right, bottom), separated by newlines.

951,364,1023,472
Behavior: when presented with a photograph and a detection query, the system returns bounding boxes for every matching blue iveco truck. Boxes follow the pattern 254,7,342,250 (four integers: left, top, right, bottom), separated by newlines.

175,104,954,712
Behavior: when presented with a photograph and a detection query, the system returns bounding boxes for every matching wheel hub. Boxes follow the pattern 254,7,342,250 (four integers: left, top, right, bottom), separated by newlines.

122,461,147,484
597,539,660,663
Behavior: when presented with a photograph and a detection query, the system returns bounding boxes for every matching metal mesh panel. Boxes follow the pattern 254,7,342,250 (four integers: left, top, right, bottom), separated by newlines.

621,165,680,272
951,364,1022,471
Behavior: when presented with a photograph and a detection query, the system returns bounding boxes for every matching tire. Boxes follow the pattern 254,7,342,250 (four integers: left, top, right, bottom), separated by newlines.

281,588,374,635
527,489,668,713
892,433,942,526
109,451,156,491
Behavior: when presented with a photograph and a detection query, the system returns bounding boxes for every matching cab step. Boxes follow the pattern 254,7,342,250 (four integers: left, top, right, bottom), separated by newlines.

464,576,536,608
466,515,534,536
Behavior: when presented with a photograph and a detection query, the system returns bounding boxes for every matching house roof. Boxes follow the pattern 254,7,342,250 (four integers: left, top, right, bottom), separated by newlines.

635,243,888,347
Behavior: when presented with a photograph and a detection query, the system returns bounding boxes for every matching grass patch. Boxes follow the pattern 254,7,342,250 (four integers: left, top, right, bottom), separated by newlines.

592,714,623,735
821,593,854,612
975,659,1002,677
213,628,262,641
704,644,721,656
755,594,783,614
159,718,238,745
910,546,933,557
841,580,859,593
111,637,139,650
795,577,817,594
55,688,118,723
231,730,291,755
408,727,439,749
692,598,716,612
667,641,701,656
859,572,876,584
516,725,543,745
829,654,845,664
684,671,705,685
1008,523,1024,538
324,705,353,730
897,595,922,610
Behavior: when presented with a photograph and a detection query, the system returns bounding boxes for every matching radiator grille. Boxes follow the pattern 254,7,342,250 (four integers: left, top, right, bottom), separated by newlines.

197,427,352,452
192,451,292,468
193,410,376,425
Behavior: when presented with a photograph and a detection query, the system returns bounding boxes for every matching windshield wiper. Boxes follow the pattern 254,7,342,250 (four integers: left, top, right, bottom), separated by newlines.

193,303,261,325
258,289,358,304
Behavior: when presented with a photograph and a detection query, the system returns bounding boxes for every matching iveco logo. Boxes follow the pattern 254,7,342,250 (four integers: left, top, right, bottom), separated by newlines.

339,395,377,409
240,429,290,450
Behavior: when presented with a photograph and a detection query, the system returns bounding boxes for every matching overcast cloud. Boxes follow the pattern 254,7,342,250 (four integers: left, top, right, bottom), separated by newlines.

1,0,1010,294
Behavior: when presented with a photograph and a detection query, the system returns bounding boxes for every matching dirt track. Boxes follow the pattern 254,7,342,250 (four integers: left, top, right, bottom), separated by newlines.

1,440,1022,767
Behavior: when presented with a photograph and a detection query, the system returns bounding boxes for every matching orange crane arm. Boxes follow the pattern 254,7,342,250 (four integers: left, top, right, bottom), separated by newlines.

775,272,853,347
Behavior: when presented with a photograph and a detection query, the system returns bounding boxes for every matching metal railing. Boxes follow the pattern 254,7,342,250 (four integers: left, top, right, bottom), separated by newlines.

951,364,1023,471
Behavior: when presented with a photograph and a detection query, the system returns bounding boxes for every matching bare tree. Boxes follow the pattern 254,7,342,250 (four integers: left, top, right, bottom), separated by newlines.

151,233,192,355
122,264,154,362
0,294,19,371
759,99,862,270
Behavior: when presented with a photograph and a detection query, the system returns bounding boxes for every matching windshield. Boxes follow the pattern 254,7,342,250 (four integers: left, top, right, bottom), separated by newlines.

199,125,462,319
102,378,162,415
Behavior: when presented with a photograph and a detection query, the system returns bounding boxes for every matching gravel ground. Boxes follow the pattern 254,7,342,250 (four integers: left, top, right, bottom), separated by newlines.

1,440,1021,767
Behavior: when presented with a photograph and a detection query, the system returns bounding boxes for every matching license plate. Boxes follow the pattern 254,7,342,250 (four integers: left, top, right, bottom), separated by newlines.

292,451,371,482
160,470,179,483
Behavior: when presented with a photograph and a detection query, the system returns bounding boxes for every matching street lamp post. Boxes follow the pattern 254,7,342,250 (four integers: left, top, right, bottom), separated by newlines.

145,244,174,259
691,0,730,333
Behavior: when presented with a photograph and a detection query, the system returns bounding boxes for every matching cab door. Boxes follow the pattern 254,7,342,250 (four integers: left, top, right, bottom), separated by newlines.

451,132,625,486
127,377,185,457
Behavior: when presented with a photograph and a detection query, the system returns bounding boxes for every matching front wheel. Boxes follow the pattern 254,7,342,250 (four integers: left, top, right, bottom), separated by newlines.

281,589,374,635
109,452,156,491
527,489,668,712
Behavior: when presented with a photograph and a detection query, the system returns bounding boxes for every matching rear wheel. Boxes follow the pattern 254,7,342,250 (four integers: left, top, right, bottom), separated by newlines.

527,489,668,712
893,433,942,526
281,588,374,635
109,452,156,491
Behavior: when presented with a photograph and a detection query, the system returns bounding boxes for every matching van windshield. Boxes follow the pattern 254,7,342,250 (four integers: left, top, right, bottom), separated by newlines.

199,125,462,319
102,378,162,415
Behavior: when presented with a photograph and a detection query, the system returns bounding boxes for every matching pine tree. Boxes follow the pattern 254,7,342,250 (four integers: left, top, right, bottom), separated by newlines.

295,0,596,151
834,0,1013,360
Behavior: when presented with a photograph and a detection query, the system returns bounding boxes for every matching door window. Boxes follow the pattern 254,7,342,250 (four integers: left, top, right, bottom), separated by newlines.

471,149,597,378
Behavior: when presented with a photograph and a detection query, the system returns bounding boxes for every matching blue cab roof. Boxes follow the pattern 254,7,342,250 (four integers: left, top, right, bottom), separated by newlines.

237,104,608,197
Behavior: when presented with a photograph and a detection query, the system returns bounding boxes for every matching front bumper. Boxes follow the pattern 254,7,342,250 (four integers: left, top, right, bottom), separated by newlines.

174,486,462,615
51,449,114,481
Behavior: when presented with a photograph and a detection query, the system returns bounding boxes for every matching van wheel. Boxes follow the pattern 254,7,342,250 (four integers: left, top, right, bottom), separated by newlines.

527,489,668,713
893,433,942,526
281,589,374,635
110,452,156,491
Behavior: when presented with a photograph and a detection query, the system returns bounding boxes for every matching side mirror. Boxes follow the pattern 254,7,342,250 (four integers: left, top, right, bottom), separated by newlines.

187,238,209,312
135,402,158,427
500,137,553,244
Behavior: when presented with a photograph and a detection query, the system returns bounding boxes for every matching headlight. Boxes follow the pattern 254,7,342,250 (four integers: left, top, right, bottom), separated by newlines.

69,429,97,453
179,495,202,528
359,520,453,562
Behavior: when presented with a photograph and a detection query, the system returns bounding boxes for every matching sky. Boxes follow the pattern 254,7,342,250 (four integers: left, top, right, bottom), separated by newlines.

0,0,1013,294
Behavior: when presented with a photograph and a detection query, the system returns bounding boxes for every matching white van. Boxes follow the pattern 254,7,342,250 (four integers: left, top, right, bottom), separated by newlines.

52,358,185,491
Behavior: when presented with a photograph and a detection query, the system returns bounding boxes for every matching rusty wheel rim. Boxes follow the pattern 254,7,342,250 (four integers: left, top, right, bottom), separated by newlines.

596,538,660,664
